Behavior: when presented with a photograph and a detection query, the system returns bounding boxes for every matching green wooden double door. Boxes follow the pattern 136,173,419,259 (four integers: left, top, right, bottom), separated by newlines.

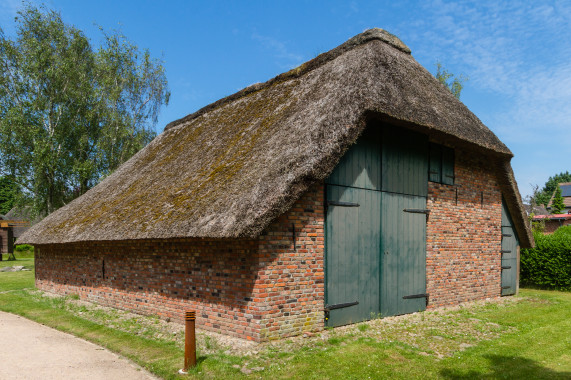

325,126,429,327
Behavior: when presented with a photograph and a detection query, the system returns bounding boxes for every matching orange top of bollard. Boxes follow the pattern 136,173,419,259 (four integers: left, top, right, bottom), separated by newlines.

185,311,196,320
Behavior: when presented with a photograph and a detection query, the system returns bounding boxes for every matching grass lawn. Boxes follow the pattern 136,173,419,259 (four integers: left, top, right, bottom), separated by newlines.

0,250,35,291
0,256,570,379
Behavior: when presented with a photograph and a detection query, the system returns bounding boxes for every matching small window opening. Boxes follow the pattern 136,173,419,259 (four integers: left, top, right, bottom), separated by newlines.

429,142,455,185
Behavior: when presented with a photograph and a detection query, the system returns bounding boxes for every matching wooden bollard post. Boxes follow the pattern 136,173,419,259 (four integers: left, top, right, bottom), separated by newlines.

179,310,196,374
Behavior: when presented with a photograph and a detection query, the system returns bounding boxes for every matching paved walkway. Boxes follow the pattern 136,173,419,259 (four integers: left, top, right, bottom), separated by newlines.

0,311,158,380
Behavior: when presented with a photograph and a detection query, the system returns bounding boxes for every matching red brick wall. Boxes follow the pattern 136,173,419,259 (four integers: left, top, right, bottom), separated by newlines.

35,183,325,342
36,238,263,339
543,219,571,234
255,184,325,340
0,227,13,254
426,151,503,308
0,228,7,254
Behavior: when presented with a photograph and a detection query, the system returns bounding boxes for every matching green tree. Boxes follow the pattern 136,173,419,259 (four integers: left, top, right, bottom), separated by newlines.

0,176,19,215
533,171,571,207
0,4,169,217
551,186,565,214
435,61,468,99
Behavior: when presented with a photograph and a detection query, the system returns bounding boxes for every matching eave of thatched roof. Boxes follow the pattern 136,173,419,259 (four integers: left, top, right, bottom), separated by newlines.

493,159,533,247
5,207,32,238
19,28,533,248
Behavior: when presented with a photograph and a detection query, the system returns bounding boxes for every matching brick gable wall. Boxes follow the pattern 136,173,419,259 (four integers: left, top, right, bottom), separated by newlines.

426,151,502,308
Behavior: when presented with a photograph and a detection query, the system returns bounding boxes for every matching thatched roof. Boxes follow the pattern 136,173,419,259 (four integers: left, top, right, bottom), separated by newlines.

4,208,31,238
19,28,533,248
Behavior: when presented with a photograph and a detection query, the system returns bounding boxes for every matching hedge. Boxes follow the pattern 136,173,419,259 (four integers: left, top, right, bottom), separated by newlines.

14,244,34,253
520,226,571,290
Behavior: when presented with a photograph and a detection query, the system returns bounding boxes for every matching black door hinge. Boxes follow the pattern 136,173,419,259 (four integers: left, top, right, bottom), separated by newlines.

403,209,430,214
324,301,359,311
327,201,360,207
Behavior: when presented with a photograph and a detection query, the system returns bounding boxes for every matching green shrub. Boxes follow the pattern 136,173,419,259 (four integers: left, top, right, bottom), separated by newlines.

14,244,34,253
521,226,571,290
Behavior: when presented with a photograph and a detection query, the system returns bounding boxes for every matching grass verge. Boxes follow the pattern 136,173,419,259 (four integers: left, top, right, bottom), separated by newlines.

0,260,570,379
0,251,35,291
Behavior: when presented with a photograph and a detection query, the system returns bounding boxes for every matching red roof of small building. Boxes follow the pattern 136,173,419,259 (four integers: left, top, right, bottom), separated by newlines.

533,213,571,220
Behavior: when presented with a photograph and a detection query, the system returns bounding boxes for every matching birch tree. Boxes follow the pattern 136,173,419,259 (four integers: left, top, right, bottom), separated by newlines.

0,4,169,217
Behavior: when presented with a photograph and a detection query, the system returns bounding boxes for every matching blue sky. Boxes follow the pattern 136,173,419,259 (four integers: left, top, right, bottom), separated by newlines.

1,0,570,200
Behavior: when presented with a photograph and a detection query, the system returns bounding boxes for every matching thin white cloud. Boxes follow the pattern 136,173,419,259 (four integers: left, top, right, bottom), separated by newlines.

349,1,359,15
395,0,571,197
251,33,304,70
410,1,570,87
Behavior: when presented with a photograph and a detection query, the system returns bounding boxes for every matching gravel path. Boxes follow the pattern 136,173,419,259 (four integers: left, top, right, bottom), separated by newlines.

0,311,158,380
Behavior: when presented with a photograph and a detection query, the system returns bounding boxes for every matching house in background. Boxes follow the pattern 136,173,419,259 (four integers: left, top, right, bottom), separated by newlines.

534,182,571,233
523,204,548,217
19,29,533,341
0,209,30,258
4,208,31,243
532,213,571,234
547,182,571,214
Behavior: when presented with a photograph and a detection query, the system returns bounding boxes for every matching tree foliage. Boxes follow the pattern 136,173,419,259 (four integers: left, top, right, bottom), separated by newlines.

435,61,468,99
551,187,565,214
0,4,169,217
0,175,19,215
533,171,571,208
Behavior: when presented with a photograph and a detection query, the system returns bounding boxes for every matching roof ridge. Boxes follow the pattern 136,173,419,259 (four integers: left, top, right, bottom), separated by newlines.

164,28,410,131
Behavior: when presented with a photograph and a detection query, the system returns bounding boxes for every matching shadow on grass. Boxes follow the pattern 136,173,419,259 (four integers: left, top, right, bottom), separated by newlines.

197,355,208,365
440,354,570,379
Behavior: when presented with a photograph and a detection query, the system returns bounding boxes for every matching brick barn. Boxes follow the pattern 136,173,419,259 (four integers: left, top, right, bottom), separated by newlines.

20,29,533,341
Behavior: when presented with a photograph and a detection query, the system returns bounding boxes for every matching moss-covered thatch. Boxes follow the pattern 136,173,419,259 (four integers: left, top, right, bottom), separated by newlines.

19,28,533,248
